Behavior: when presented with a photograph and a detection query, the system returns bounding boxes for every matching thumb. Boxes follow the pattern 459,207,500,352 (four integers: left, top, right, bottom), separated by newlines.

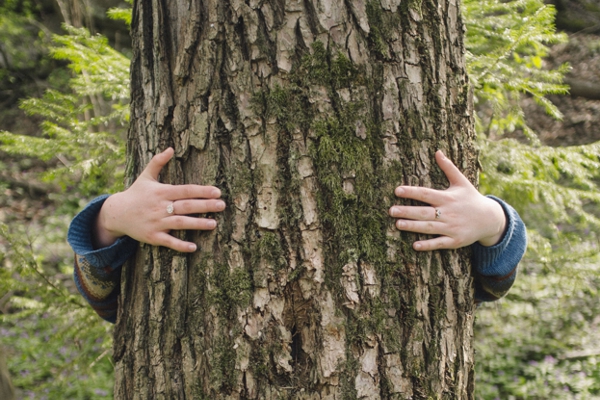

143,147,174,180
435,150,470,187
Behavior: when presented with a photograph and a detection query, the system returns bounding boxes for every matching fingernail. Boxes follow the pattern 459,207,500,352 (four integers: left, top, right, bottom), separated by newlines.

414,243,422,250
216,200,226,210
390,206,399,216
395,187,404,196
211,188,221,197
396,220,405,228
188,244,197,252
208,220,217,228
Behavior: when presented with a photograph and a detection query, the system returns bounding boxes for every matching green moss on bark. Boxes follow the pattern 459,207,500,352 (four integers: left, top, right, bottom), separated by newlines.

251,231,287,272
210,261,253,315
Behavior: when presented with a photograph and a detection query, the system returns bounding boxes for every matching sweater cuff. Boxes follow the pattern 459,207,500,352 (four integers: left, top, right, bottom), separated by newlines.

67,195,138,271
471,196,527,277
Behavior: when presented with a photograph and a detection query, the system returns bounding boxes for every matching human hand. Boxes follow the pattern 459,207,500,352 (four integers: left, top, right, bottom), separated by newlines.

388,150,506,251
92,148,225,252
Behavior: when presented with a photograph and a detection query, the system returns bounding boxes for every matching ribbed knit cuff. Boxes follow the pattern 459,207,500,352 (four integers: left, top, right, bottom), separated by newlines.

67,195,138,272
471,196,527,277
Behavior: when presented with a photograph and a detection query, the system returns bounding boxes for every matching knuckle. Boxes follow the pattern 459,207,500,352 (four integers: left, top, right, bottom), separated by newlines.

200,221,211,230
145,233,160,246
171,216,185,227
155,186,170,198
179,200,192,214
201,200,214,213
169,240,183,251
182,186,195,198
148,156,160,167
426,222,434,233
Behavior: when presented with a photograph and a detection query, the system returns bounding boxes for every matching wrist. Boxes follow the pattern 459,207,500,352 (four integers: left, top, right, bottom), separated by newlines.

92,193,124,249
477,197,507,247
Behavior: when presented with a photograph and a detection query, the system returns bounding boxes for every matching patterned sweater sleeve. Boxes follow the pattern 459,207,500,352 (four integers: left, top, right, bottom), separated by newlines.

471,196,527,302
67,195,138,323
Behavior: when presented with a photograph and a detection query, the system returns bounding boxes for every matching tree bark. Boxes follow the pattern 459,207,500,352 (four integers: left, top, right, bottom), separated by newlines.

114,0,478,398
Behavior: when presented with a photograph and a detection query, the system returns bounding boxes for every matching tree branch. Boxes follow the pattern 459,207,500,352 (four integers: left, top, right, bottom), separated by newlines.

0,174,54,198
565,77,600,101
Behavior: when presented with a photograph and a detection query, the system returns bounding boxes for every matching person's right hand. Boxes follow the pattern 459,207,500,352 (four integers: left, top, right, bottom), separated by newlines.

92,147,225,252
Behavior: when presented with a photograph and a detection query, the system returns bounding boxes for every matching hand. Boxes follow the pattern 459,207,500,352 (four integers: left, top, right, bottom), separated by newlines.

388,150,506,251
92,148,225,252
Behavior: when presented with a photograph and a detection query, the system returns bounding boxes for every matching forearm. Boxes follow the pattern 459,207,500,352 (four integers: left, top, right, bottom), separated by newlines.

68,195,138,322
73,254,121,322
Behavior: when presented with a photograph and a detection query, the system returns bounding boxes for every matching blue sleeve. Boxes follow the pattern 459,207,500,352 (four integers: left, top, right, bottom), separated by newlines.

471,196,527,302
67,195,138,323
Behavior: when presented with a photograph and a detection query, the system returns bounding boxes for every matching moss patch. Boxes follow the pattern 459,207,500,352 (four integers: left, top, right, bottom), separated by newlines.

210,261,252,316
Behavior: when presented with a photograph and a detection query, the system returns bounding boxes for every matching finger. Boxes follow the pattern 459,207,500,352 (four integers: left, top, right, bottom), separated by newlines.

389,205,436,221
394,185,447,206
435,150,471,187
163,215,218,231
144,148,175,180
167,184,222,201
413,236,460,251
153,232,198,253
395,219,444,235
173,199,226,215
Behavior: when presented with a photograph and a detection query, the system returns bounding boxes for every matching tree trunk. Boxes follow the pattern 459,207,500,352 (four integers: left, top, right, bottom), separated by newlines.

114,0,478,398
546,0,600,33
0,347,14,400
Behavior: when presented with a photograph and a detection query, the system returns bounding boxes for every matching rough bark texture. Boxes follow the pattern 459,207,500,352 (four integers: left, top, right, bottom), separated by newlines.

114,0,478,398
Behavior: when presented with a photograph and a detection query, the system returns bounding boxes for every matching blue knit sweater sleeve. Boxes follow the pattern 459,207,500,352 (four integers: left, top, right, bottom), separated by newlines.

68,195,525,321
471,196,527,302
67,195,138,322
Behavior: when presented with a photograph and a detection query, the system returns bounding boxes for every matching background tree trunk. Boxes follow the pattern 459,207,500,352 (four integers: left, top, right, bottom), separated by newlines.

114,0,478,398
0,347,14,400
546,0,600,34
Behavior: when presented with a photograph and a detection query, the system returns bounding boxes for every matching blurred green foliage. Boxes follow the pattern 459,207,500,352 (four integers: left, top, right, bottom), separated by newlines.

0,221,114,398
0,4,130,398
476,253,600,398
0,24,129,197
479,140,600,260
0,0,599,398
465,0,569,140
464,0,600,398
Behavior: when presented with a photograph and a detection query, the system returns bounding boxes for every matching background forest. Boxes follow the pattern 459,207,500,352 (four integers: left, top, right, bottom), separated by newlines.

1,0,600,398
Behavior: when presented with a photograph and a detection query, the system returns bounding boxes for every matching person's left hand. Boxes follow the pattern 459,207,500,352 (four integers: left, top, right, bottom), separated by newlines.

388,150,507,251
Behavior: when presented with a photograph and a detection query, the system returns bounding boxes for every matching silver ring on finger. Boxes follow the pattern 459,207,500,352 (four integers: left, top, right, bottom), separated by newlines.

434,208,441,219
166,202,175,215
